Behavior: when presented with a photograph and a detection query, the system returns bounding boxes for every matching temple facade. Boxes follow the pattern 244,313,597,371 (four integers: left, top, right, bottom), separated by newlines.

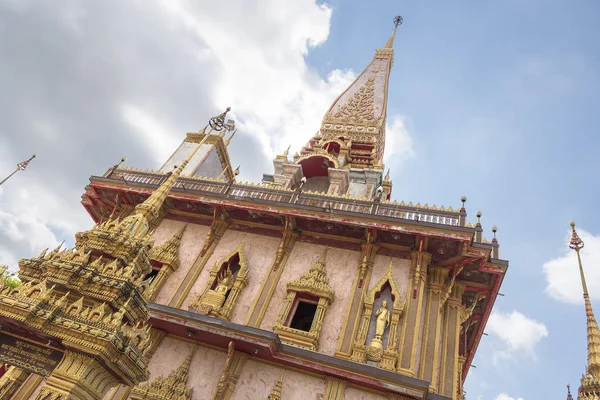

0,18,508,400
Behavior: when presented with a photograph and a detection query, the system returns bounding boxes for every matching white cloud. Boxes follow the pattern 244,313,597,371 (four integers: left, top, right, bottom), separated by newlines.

384,115,415,172
495,394,524,400
543,227,600,304
486,311,548,364
0,0,414,271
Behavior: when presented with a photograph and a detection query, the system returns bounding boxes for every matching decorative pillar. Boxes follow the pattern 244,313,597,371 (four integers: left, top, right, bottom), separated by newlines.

326,168,349,196
0,366,30,399
11,373,44,399
35,351,118,400
398,247,431,375
335,231,377,358
213,342,248,400
418,266,449,391
439,282,466,398
323,376,348,400
246,219,297,327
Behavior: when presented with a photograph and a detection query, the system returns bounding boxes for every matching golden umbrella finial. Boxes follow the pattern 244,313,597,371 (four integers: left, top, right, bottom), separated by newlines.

0,154,36,186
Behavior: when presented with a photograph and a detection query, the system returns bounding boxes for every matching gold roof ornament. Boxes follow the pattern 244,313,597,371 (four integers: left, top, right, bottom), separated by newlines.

132,347,195,400
569,221,600,397
149,224,187,269
0,153,36,187
268,368,286,400
119,140,203,238
288,247,334,301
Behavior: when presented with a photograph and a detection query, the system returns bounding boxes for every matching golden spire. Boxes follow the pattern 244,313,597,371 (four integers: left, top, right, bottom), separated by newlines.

318,17,402,167
268,368,286,400
569,221,600,385
384,16,403,48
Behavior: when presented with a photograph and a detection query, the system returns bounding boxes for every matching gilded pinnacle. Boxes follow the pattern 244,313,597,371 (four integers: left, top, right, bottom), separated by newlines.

384,16,403,49
569,221,600,390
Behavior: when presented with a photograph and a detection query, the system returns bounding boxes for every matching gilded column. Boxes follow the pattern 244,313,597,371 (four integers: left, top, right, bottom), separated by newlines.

35,351,118,400
418,266,449,391
398,248,431,375
335,232,377,358
213,342,248,400
323,376,348,400
246,221,297,327
439,282,466,398
0,366,30,399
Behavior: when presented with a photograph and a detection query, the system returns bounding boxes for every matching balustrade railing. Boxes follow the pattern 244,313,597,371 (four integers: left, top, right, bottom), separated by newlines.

101,168,461,227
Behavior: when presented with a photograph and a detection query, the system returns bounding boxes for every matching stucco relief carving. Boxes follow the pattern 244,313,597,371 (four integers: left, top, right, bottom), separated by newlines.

190,237,249,320
351,261,405,370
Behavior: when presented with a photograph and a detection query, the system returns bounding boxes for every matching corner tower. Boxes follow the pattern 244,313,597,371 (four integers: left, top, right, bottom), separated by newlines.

264,17,402,199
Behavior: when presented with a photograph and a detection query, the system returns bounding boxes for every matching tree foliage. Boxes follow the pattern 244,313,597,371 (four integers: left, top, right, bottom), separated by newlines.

0,266,21,290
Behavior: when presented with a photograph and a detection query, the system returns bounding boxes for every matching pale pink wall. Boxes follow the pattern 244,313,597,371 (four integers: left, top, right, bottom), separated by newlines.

344,386,388,400
368,255,411,297
151,219,209,305
231,359,281,399
144,336,226,400
180,230,279,314
318,246,359,355
231,359,326,400
258,242,358,356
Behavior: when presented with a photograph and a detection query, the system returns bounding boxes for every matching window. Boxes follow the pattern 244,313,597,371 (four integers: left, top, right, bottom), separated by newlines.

289,301,318,332
144,268,160,282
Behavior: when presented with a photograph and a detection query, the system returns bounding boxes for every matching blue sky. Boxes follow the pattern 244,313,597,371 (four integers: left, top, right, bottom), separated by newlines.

311,1,600,399
1,1,599,399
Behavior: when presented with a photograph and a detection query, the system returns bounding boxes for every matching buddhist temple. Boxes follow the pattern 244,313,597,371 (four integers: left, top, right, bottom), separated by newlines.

566,222,600,400
0,17,509,400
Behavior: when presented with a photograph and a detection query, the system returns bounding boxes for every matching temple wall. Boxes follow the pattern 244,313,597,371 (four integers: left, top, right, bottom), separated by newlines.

258,242,357,356
228,233,280,325
368,255,411,295
145,336,226,400
318,246,360,355
152,219,209,306
181,229,279,313
344,386,388,400
232,359,325,400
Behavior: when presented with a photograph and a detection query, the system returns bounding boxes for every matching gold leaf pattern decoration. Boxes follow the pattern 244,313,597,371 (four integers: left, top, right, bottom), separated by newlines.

333,76,376,124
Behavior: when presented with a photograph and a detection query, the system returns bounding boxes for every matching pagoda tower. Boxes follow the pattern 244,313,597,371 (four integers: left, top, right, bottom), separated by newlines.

0,17,508,400
567,222,600,400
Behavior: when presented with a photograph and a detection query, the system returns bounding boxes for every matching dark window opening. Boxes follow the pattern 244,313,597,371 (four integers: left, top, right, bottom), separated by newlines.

289,301,318,332
144,269,160,282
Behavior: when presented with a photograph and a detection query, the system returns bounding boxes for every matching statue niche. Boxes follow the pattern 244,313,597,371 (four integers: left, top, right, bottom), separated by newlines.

191,239,249,320
351,261,405,371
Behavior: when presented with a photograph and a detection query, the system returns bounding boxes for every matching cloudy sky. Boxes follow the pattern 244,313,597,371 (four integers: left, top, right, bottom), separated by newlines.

1,1,599,399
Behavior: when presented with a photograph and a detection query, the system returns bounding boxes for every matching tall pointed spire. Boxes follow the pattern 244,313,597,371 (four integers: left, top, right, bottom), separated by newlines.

318,16,402,167
569,221,600,398
566,383,574,400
